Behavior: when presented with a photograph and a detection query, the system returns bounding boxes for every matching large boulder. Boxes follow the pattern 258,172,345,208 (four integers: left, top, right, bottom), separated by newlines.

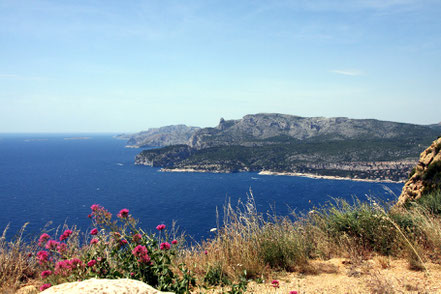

396,137,441,206
41,278,174,294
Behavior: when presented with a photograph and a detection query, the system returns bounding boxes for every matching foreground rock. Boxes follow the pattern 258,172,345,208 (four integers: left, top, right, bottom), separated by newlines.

396,136,441,206
41,278,173,294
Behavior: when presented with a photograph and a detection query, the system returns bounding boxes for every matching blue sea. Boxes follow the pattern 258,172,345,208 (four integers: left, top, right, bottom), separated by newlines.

0,134,403,241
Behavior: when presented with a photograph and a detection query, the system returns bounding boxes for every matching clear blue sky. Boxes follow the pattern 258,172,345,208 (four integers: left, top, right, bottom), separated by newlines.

1,0,440,132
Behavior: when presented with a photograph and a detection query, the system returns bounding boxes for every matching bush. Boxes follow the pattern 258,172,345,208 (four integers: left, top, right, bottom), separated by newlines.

35,205,195,293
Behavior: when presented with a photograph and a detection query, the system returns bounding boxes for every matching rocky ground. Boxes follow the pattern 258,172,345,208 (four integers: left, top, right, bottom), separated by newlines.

201,258,441,293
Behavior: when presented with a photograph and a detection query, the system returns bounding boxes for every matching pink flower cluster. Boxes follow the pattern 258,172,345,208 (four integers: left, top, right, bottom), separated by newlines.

87,259,97,267
132,245,151,263
132,233,142,243
40,284,51,291
59,229,73,241
89,204,112,223
54,258,84,276
117,208,129,218
156,224,166,231
38,233,50,246
41,270,52,279
37,251,49,264
160,242,171,250
45,240,59,251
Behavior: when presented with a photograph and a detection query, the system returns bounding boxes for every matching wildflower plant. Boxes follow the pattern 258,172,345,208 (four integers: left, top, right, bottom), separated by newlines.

36,204,195,293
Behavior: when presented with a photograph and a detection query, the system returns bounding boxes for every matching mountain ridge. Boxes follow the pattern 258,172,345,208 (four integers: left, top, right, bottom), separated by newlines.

133,113,440,182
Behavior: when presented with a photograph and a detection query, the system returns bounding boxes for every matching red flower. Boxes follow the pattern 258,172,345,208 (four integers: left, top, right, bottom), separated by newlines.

59,229,73,241
160,242,171,250
156,224,166,231
90,228,98,235
117,208,129,218
45,240,60,250
41,270,52,279
38,233,50,246
87,259,97,267
90,204,100,211
37,251,49,264
57,243,67,254
40,284,51,291
171,239,178,245
271,280,279,288
132,245,150,263
132,233,142,243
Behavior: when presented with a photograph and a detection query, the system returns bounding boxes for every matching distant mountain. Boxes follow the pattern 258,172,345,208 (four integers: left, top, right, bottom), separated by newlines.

125,125,200,147
428,122,441,131
135,114,441,182
188,113,439,149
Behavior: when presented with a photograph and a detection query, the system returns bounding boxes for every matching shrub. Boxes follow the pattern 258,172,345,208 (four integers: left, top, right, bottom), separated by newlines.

35,205,195,293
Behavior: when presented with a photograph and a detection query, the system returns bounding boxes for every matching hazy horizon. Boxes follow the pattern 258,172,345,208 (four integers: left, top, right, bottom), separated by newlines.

1,1,440,132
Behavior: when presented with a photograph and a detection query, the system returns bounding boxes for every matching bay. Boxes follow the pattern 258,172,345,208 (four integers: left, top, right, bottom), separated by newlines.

0,134,403,241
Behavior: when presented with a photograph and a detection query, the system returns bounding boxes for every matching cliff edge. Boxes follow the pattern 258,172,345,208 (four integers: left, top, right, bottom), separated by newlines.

396,136,441,206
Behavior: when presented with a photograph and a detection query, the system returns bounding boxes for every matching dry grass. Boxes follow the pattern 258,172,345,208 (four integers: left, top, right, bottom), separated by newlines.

180,191,441,292
0,224,38,293
4,191,441,293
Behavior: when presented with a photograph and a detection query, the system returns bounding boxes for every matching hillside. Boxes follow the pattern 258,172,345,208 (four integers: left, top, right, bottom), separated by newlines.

123,125,200,147
135,114,440,181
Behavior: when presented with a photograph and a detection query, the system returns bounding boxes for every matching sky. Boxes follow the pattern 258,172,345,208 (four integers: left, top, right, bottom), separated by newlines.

0,0,440,132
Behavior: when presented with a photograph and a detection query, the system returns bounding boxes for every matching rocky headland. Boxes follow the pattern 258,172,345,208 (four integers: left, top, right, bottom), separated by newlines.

134,113,440,182
121,125,200,148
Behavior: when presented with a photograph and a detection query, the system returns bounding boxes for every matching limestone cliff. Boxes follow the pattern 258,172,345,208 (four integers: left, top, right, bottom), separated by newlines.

396,137,441,206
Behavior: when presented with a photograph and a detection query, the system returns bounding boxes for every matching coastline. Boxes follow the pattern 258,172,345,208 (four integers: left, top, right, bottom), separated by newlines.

159,168,404,183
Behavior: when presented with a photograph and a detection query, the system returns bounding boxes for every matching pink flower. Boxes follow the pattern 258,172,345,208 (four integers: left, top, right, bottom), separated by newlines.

90,228,98,235
156,224,166,231
45,240,60,250
271,280,279,288
132,245,148,256
41,270,52,279
117,208,129,218
204,250,208,255
132,233,142,243
289,291,298,294
37,251,49,264
130,272,135,277
38,233,50,246
87,260,97,267
90,238,99,245
90,204,100,211
57,243,67,254
70,258,83,268
40,283,51,291
160,242,171,250
119,239,128,246
59,229,73,241
132,245,150,263
171,239,178,245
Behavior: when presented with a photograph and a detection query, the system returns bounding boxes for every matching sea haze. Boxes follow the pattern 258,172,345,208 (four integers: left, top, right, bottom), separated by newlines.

0,134,404,241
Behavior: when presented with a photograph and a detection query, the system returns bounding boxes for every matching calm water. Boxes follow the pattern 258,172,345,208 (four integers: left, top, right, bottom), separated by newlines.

0,134,403,241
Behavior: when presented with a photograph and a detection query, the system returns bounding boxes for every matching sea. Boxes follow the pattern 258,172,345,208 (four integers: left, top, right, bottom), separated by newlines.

0,134,404,242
